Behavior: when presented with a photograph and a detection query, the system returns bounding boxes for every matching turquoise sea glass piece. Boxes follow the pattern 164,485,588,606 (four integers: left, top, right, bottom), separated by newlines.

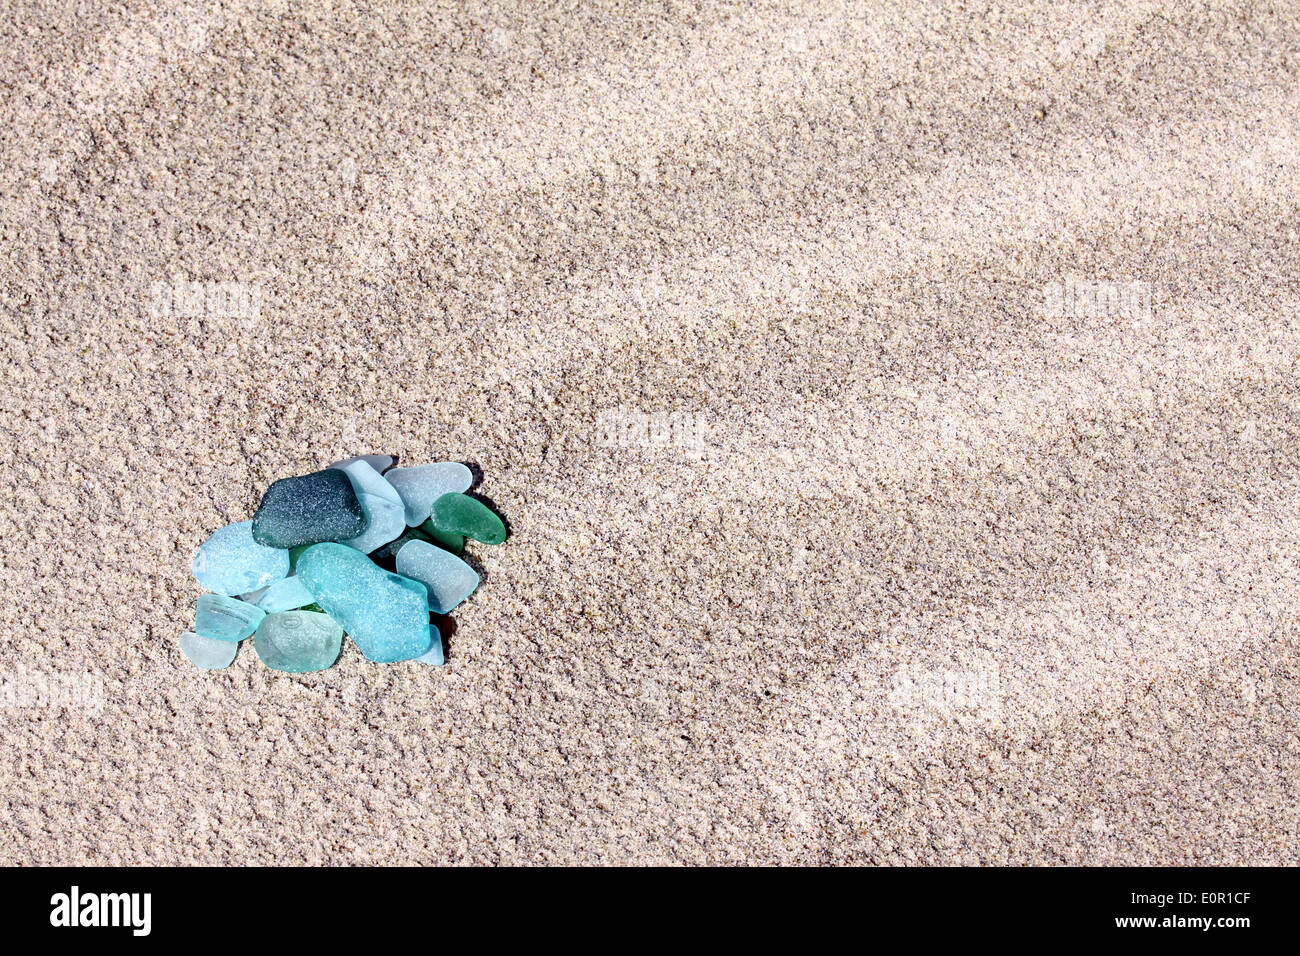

295,543,433,662
430,493,506,545
254,611,344,673
178,630,239,670
192,520,289,596
255,575,316,613
252,469,369,548
195,594,265,642
331,460,406,554
385,462,473,526
395,540,479,613
412,624,445,666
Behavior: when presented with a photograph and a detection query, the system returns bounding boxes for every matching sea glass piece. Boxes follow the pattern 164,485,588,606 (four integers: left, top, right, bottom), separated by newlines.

178,630,238,670
251,469,368,548
412,624,445,666
192,520,289,596
385,462,473,526
195,594,265,642
331,460,406,554
332,459,401,504
295,543,433,662
430,493,506,545
254,611,344,673
395,540,479,613
255,575,316,613
419,519,464,555
369,526,431,566
331,454,396,474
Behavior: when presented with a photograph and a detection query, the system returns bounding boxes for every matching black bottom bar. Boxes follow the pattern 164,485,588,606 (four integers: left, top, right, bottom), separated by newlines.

0,865,1288,943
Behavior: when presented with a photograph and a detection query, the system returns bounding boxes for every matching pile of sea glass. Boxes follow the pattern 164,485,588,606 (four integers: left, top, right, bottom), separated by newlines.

182,455,505,673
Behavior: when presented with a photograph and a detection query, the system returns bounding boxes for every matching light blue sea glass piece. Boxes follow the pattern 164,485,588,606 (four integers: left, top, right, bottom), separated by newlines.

178,631,238,670
395,540,478,613
412,624,445,666
295,543,433,662
331,460,406,554
192,520,289,596
195,594,265,642
330,454,396,474
385,462,473,526
255,575,316,613
254,611,344,673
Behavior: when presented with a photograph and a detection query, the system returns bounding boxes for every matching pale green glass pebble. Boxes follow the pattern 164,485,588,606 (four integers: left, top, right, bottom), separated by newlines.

332,460,406,554
195,594,265,642
255,575,316,613
395,540,478,613
254,611,343,673
368,526,431,567
295,543,432,662
192,520,289,596
385,462,472,526
178,631,238,670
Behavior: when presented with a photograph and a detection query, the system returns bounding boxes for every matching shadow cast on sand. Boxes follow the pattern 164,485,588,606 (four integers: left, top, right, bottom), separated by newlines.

432,612,457,660
460,460,484,490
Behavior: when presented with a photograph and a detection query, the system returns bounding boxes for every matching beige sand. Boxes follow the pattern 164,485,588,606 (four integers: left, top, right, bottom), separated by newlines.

0,0,1297,864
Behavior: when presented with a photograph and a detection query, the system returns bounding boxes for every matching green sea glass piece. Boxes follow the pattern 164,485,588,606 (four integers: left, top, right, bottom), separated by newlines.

252,469,368,548
430,493,506,545
178,630,239,670
295,543,433,662
419,518,464,555
195,594,265,642
385,462,473,526
192,520,289,596
254,611,344,673
396,540,478,613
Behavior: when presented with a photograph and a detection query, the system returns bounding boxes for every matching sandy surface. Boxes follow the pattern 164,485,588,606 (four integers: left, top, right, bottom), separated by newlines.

1,0,1298,864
